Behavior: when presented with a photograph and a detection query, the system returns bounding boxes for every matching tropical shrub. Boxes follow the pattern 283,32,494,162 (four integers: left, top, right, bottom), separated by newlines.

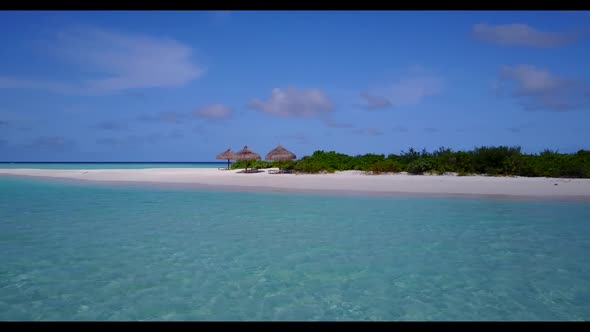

369,159,404,174
407,159,435,175
230,160,275,170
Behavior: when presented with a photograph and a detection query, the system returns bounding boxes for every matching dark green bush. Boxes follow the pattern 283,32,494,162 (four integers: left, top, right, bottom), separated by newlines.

292,157,335,173
453,151,474,174
281,160,297,170
352,153,386,171
306,151,356,171
471,146,523,175
369,159,404,174
230,160,275,170
407,159,435,175
399,148,421,165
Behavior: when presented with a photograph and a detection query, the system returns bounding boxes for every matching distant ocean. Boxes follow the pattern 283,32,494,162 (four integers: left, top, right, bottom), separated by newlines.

0,176,589,321
0,162,226,170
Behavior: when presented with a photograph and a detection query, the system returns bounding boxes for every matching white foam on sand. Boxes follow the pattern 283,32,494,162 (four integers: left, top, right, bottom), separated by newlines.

2,168,590,200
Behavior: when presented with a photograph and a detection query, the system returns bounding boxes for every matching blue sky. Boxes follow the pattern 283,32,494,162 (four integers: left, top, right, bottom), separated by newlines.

1,10,589,161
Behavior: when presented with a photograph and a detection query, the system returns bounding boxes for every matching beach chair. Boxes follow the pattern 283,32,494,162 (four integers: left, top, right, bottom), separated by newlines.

268,169,292,174
238,168,261,174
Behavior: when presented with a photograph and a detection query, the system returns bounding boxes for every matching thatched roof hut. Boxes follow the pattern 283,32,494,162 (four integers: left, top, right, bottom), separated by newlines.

233,145,261,172
265,144,296,161
265,145,296,171
216,148,235,169
216,148,234,160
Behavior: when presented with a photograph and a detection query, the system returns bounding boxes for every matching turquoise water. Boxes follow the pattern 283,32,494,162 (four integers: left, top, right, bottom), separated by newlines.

0,162,225,169
0,176,589,321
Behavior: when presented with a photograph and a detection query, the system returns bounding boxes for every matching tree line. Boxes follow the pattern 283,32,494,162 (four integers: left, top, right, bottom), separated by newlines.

230,146,590,178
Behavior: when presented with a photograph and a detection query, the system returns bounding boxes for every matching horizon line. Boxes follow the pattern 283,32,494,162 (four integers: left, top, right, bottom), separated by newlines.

0,161,225,163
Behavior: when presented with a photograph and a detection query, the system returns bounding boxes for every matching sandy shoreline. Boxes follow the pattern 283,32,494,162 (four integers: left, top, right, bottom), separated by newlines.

2,168,590,200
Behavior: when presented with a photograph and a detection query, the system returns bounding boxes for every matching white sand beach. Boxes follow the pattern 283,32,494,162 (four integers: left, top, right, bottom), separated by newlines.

2,168,590,199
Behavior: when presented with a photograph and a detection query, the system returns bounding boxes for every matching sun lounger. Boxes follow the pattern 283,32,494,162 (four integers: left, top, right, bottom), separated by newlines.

237,169,262,174
268,169,292,174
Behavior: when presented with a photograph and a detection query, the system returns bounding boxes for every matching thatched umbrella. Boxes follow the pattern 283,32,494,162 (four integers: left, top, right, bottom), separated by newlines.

265,144,296,170
216,148,235,170
233,145,261,173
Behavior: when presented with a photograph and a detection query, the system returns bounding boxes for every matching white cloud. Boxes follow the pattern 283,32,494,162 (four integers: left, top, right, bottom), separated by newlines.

359,92,393,110
389,76,444,107
498,64,589,111
249,87,333,117
472,23,578,48
194,104,232,120
361,67,444,109
0,26,204,95
500,65,565,95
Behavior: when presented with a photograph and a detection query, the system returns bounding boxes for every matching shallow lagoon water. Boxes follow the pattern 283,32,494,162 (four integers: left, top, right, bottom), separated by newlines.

1,176,588,321
0,162,225,170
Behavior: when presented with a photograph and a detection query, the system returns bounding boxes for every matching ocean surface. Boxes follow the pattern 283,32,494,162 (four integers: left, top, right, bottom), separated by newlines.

0,162,226,170
0,176,589,321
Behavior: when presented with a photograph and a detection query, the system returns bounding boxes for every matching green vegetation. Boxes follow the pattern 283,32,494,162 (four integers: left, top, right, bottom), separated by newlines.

229,146,590,178
230,160,276,170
